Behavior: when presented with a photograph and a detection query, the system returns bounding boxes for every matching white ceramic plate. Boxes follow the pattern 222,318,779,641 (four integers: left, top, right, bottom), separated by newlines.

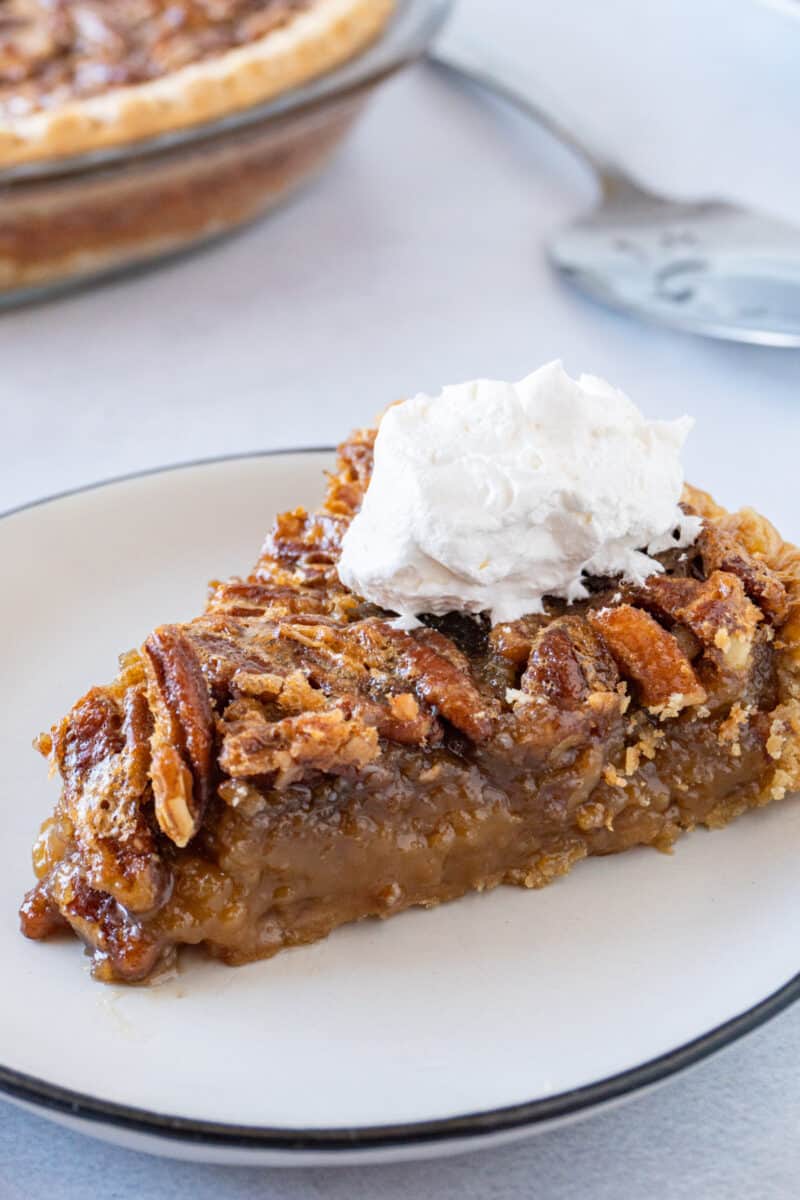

2,450,799,1166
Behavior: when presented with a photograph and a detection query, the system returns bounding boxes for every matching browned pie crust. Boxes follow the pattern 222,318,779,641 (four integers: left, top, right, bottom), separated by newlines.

19,427,800,983
0,0,395,164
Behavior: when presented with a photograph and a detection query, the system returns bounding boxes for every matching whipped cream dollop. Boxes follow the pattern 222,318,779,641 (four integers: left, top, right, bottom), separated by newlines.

337,361,702,627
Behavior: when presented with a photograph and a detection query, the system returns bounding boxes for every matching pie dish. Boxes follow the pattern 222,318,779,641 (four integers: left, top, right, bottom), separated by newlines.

19,422,800,984
0,0,445,301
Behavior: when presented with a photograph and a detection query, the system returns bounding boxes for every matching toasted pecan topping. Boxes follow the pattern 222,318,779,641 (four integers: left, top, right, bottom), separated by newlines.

521,617,619,708
368,690,441,746
144,625,214,847
208,580,332,620
675,571,761,671
261,508,347,572
219,699,379,788
698,524,789,625
365,692,441,747
48,680,168,914
238,667,327,714
0,0,310,115
490,616,550,667
627,575,705,623
630,570,763,673
588,604,707,711
197,614,443,750
368,623,494,743
323,426,375,518
150,744,195,848
122,685,153,799
56,687,124,785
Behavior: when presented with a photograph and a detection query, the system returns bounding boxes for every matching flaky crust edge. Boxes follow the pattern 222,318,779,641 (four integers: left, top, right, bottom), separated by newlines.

684,483,800,811
0,0,395,166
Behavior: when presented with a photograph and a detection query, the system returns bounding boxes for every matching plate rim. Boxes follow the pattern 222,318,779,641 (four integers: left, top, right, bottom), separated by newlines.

3,446,799,1154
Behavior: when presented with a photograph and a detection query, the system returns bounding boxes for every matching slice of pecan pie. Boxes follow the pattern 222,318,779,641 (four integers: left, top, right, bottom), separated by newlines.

20,428,800,982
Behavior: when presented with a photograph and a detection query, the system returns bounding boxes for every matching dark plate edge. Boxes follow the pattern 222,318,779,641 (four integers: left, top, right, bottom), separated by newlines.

2,446,799,1154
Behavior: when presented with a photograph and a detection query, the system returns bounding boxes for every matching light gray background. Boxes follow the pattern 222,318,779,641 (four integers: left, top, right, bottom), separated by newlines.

2,0,800,1195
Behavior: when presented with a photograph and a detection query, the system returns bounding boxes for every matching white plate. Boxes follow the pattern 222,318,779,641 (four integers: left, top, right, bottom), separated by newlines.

2,451,799,1166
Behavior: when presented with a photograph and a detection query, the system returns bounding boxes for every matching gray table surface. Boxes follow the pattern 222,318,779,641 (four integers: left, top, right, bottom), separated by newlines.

3,0,800,1194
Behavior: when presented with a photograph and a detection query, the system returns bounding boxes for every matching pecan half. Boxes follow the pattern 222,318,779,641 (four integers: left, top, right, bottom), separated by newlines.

150,744,195,847
208,580,331,619
368,623,494,743
521,617,619,708
588,604,706,711
50,681,168,914
144,626,214,848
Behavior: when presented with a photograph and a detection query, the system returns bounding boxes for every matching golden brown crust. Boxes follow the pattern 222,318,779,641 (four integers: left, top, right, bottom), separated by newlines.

0,0,395,165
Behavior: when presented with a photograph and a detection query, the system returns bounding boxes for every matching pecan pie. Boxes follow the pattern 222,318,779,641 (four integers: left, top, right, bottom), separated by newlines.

0,0,400,297
0,0,395,163
20,428,800,983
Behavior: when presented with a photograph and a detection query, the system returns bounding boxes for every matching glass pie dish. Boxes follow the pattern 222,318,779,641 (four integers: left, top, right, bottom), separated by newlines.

0,0,450,307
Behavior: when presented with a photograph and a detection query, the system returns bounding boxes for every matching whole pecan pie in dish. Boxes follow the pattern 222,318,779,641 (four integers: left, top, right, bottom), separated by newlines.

0,0,402,297
0,0,395,163
19,418,800,983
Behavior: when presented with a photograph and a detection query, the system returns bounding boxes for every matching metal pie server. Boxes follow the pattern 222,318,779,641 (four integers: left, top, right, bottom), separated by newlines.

429,33,800,347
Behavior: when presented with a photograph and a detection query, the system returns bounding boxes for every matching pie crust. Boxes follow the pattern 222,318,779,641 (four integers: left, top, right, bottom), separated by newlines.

0,0,395,165
19,428,800,983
